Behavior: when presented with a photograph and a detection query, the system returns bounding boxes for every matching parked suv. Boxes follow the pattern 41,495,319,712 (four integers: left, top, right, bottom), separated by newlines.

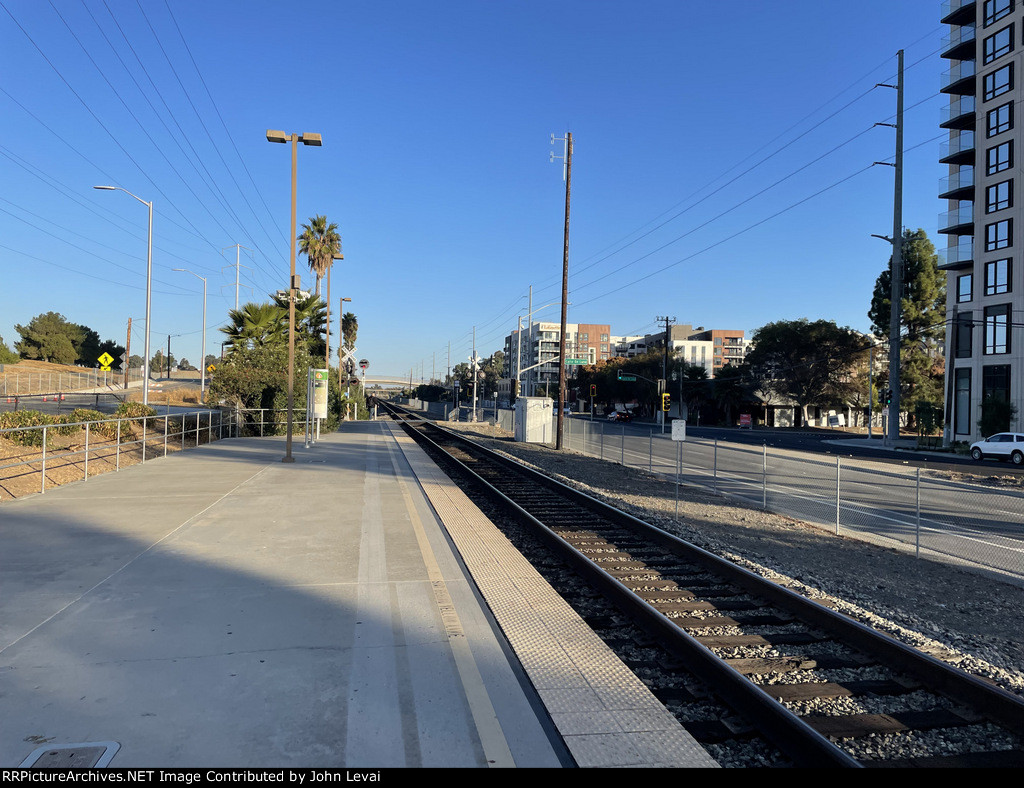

970,432,1024,464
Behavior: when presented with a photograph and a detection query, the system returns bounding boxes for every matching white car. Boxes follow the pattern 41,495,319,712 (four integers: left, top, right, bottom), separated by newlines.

969,432,1024,464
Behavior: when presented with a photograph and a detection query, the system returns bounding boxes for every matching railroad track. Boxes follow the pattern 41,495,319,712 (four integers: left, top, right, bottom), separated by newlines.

377,400,1024,767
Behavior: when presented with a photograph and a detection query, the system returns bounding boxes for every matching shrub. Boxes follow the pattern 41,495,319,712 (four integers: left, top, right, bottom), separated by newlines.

979,396,1018,437
0,410,53,446
114,401,157,423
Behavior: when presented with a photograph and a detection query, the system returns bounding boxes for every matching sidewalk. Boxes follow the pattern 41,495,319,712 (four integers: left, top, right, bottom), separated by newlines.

0,424,567,768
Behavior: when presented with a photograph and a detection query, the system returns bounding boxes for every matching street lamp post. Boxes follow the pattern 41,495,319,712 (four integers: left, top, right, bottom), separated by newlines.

172,269,207,402
329,252,344,371
94,185,152,407
267,129,322,463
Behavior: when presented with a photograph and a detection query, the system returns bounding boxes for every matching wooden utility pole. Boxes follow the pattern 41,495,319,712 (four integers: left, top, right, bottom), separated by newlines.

556,132,573,450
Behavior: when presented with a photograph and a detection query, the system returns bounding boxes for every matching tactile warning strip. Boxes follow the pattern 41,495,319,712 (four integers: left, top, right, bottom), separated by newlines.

386,423,719,768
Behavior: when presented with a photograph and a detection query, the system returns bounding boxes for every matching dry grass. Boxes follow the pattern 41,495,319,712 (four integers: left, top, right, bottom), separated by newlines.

0,420,214,501
125,386,205,406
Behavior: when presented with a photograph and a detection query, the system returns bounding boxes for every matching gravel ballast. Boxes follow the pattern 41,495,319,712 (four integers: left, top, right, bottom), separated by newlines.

443,421,1024,699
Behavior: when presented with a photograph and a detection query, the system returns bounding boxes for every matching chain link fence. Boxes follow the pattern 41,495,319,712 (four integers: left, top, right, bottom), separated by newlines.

554,416,1024,582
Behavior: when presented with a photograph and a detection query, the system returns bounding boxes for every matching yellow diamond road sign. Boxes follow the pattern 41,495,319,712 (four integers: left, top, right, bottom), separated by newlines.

98,352,114,371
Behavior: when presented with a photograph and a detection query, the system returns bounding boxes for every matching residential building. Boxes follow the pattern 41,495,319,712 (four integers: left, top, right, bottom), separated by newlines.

940,0,1024,441
503,321,612,395
612,324,748,378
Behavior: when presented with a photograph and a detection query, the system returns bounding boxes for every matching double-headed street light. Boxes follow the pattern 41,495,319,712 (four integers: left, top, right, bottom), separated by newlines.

94,185,153,407
266,129,322,463
172,269,207,403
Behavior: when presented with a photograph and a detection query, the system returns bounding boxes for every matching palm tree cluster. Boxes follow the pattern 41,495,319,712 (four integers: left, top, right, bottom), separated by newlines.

298,215,341,297
220,295,328,357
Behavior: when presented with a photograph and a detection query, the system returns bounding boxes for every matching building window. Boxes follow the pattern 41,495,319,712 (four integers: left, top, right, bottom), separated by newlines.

986,219,1012,251
984,0,1013,26
982,364,1011,402
988,140,1013,174
954,369,971,435
956,311,974,358
984,304,1011,354
580,333,588,341
600,334,609,341
958,273,973,302
984,25,1014,63
986,258,1012,295
984,64,1013,101
988,102,1013,136
987,179,1013,212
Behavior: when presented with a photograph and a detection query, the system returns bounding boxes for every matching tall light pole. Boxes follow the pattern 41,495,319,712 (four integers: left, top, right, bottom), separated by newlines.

266,129,322,463
172,269,207,402
338,296,351,398
94,184,151,405
329,252,344,371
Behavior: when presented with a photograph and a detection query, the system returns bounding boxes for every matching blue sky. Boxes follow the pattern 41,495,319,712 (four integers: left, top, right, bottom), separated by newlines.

1,0,947,380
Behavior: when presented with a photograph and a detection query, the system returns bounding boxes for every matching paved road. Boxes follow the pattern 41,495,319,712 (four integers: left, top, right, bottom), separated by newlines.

561,417,1024,581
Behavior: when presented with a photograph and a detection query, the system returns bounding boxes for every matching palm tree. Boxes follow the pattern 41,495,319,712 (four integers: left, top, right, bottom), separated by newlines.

220,302,286,352
297,215,341,297
272,293,327,357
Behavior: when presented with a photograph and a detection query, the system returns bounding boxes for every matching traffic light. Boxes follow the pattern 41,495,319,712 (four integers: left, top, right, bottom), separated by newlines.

883,389,893,405
590,384,597,397
661,392,671,412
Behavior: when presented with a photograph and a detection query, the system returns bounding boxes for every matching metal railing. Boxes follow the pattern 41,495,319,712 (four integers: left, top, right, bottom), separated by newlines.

0,367,146,395
553,418,1024,582
0,409,236,499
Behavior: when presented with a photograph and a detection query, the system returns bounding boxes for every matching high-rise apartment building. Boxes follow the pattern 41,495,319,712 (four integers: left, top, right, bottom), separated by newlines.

940,0,1023,441
503,321,612,395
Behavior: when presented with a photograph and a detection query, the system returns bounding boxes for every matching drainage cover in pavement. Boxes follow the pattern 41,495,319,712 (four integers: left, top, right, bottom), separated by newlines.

20,742,120,768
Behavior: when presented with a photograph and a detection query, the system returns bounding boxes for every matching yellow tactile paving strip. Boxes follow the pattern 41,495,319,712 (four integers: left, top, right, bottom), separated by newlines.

386,423,719,768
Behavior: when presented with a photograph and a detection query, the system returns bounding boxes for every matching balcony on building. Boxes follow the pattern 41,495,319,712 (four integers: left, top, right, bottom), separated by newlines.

938,237,974,269
939,130,975,164
941,0,976,26
941,24,976,60
939,203,974,235
941,60,976,94
939,166,974,200
940,96,976,130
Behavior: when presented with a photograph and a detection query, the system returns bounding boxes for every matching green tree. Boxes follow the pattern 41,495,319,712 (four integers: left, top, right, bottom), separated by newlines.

150,349,176,377
272,293,327,358
298,215,341,297
745,319,870,424
0,335,20,364
868,228,946,428
680,364,710,424
221,302,286,352
14,312,82,364
341,312,358,351
979,395,1018,436
711,363,747,426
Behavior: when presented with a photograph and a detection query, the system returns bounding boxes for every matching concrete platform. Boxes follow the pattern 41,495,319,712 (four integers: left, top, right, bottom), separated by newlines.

0,421,716,768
